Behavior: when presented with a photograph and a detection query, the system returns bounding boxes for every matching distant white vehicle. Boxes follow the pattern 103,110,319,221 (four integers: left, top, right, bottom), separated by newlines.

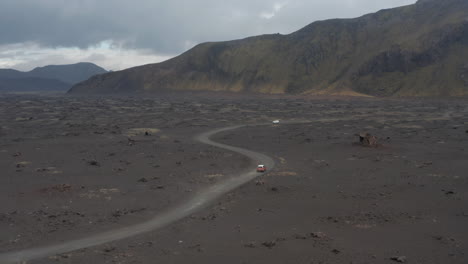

272,120,280,124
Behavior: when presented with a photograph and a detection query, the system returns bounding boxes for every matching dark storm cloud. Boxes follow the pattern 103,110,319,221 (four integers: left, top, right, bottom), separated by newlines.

1,0,416,54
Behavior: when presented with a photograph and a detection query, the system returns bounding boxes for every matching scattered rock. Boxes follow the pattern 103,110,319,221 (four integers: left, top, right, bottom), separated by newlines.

313,160,329,168
271,187,279,192
444,190,455,195
127,138,135,146
56,254,71,259
49,184,72,193
417,161,433,168
188,244,203,252
138,177,148,183
273,171,298,177
87,160,100,166
143,241,153,247
112,208,146,218
99,188,120,195
262,241,276,249
64,132,80,137
255,180,265,185
201,213,217,221
310,232,326,238
15,117,33,121
293,234,308,240
355,132,379,147
0,211,16,223
120,160,131,165
16,161,30,168
390,256,407,263
331,249,341,254
125,128,160,137
244,242,257,248
103,246,116,253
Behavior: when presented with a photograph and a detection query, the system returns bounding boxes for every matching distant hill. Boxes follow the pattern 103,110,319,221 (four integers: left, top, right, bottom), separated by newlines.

0,78,70,92
0,62,107,93
70,0,468,97
28,63,108,84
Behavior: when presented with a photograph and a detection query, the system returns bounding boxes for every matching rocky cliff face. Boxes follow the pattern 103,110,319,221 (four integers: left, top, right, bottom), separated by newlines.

69,0,468,97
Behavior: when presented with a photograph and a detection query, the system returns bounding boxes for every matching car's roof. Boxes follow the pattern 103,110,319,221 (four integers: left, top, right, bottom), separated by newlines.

258,165,265,167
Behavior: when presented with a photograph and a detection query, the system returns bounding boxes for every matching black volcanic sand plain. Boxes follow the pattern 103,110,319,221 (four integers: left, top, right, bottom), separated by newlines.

1,94,467,264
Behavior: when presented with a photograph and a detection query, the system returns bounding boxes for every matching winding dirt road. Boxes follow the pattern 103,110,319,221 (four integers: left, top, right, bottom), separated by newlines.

0,125,275,263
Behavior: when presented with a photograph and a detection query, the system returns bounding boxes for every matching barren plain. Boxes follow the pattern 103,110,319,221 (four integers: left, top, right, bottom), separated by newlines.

0,94,467,263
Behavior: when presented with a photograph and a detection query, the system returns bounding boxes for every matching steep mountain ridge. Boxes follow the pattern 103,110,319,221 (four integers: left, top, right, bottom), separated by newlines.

70,0,468,96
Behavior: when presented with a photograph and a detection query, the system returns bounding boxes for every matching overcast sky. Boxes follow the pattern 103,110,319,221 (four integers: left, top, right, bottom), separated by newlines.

0,0,416,71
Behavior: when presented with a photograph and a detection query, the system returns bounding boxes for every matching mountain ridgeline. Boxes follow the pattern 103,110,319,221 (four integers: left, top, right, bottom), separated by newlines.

0,63,107,93
70,0,468,97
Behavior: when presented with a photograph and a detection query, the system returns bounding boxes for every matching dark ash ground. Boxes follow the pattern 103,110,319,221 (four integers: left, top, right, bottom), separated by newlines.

1,94,467,264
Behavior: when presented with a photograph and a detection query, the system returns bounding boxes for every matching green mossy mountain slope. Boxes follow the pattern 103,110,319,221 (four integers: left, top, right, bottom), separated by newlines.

69,0,468,96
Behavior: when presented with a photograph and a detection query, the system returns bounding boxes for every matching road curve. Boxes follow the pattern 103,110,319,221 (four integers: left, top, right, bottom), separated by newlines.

0,125,275,263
